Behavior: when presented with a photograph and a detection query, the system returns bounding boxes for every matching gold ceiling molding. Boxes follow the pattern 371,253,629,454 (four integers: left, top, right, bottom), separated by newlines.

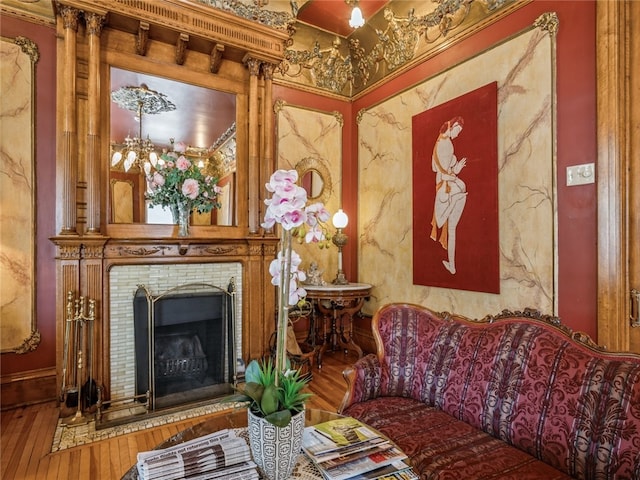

3,0,528,100
276,0,529,98
195,0,294,31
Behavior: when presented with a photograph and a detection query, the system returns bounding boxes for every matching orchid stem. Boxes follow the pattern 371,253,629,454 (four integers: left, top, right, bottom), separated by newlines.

275,228,293,386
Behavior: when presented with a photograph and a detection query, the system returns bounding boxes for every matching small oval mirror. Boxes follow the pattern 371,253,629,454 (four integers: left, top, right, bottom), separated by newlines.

295,157,332,204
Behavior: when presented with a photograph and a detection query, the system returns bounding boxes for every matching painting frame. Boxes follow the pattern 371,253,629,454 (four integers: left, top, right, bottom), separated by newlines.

412,82,500,293
0,35,40,353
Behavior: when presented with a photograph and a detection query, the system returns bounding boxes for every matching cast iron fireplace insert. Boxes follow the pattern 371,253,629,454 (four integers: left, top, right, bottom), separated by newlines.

133,282,236,411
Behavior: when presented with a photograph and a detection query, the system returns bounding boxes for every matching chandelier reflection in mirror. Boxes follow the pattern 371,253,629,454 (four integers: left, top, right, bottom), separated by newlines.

110,84,176,172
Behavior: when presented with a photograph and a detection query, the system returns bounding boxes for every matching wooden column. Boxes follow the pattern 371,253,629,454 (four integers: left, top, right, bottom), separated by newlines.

596,0,638,350
84,12,105,235
261,63,276,207
245,56,261,235
57,5,80,236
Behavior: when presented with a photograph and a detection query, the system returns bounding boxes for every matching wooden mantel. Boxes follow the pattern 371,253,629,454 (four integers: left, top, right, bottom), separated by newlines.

51,1,288,403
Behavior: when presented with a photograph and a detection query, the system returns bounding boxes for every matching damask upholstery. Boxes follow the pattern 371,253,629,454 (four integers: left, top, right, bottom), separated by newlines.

339,303,640,480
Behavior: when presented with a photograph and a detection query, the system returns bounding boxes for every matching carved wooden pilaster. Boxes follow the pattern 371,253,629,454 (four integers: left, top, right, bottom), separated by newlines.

85,11,105,235
80,238,107,392
246,56,262,235
262,63,276,216
597,0,639,350
245,239,277,360
51,237,82,402
57,4,80,235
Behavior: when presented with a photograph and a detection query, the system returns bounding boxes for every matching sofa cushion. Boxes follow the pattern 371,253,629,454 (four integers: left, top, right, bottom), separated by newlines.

343,396,572,479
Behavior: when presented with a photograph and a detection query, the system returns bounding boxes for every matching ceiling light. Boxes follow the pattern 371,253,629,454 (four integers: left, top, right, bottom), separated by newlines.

348,1,365,29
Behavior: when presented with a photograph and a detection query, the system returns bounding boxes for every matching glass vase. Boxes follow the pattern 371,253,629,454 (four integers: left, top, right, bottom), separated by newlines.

175,202,190,237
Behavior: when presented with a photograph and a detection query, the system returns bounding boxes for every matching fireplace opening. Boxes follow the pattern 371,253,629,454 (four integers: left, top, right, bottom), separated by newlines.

133,283,237,411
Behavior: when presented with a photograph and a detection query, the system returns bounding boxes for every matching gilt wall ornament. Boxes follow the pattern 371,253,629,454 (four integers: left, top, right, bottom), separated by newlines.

195,0,294,30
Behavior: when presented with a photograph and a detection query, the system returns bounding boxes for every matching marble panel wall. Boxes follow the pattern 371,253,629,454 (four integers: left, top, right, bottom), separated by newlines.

276,102,343,285
358,22,557,318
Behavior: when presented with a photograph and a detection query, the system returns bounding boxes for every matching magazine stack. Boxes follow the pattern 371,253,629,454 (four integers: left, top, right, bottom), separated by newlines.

136,429,259,480
302,417,419,480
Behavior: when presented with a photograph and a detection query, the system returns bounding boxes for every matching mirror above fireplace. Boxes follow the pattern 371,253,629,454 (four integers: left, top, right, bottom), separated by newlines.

109,67,237,226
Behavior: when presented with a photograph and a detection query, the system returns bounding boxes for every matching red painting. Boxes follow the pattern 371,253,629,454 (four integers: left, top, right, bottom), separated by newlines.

412,82,499,293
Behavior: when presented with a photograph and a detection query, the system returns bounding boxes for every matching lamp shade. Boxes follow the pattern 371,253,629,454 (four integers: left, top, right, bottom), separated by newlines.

349,6,364,28
332,209,349,229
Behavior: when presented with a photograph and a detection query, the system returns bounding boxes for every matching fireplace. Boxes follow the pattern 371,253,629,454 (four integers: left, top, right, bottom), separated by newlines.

133,284,236,410
103,262,244,424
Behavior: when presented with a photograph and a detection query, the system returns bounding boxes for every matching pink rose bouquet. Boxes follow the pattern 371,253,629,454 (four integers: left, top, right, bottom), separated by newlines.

144,141,222,215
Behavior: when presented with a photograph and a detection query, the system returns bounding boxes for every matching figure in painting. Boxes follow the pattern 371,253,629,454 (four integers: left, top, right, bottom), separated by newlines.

430,116,467,275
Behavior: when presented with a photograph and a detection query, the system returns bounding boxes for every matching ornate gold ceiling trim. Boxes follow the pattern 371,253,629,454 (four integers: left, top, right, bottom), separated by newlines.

276,0,531,99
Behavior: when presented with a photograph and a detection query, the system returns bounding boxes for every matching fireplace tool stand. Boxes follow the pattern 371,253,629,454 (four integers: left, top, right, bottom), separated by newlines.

60,291,96,426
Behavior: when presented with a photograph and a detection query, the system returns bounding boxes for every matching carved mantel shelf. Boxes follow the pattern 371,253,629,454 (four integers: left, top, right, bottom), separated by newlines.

102,237,276,260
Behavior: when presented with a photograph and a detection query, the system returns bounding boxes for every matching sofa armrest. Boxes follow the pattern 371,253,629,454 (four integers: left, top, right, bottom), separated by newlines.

338,353,382,413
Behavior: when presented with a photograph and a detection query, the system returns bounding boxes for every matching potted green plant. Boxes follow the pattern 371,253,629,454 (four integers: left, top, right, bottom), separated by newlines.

239,357,311,427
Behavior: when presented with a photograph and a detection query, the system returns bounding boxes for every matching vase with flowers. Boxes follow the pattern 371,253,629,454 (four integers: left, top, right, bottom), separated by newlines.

230,169,331,479
144,140,222,236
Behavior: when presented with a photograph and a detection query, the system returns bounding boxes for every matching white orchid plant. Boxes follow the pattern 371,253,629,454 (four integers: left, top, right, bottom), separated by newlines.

230,169,331,427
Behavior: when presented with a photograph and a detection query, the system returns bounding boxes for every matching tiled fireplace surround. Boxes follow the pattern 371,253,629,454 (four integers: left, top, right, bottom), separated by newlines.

109,262,243,403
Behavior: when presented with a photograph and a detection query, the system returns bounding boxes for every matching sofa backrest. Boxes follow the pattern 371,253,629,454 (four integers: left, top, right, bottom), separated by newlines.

373,303,640,480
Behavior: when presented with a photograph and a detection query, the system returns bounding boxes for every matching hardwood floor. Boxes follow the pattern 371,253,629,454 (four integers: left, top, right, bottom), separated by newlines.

0,351,358,480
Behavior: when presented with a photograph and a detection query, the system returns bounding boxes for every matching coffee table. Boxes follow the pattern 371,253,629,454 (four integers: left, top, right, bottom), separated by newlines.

121,408,344,479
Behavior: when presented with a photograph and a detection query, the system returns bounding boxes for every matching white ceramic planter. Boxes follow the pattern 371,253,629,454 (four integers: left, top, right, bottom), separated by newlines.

247,408,305,480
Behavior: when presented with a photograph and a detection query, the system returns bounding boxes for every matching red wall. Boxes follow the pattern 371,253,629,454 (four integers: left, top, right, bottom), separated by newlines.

1,16,58,375
1,0,598,381
276,1,598,338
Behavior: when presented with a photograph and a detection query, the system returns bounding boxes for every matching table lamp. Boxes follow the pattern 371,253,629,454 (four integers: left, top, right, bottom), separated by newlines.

332,209,349,285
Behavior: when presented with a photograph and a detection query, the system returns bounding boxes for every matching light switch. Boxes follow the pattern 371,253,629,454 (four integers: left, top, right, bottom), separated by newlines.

566,163,595,186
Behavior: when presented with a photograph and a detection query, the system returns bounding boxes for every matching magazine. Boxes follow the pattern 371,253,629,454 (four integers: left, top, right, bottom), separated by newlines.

303,427,390,461
318,446,408,480
313,417,379,446
302,417,419,480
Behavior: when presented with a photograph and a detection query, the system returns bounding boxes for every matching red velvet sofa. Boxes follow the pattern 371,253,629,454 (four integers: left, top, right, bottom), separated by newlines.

339,303,640,479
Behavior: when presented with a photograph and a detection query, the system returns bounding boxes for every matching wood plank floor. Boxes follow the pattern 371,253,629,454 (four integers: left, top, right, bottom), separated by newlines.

1,352,358,480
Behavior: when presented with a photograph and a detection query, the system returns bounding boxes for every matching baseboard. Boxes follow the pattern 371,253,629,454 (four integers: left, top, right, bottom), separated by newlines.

0,367,57,410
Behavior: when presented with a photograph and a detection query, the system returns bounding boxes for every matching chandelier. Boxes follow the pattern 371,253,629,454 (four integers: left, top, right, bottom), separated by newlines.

110,84,176,172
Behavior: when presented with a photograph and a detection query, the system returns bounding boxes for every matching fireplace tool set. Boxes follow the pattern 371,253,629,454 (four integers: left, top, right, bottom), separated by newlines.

60,291,97,426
